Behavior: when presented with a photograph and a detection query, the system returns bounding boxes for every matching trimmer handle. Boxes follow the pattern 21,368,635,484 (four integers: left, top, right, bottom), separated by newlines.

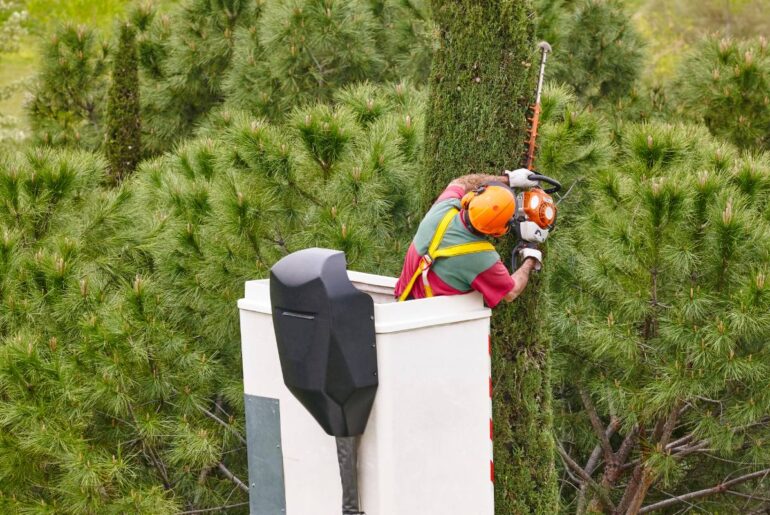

511,241,540,272
527,174,562,194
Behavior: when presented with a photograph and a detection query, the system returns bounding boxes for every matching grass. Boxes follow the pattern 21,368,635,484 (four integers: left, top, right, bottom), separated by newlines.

27,0,130,32
0,35,38,119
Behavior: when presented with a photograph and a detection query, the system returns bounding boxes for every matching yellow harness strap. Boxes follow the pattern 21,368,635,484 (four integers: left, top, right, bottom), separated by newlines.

398,208,495,302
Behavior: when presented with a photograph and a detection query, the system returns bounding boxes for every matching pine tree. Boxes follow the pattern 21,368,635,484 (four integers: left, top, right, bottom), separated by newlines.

226,0,384,118
0,84,427,512
672,35,770,151
106,21,141,183
368,0,436,84
141,0,261,154
536,0,644,109
551,123,770,513
423,1,562,512
28,24,109,149
223,0,435,121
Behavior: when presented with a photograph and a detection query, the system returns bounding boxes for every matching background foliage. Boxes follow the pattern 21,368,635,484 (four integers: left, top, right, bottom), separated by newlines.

2,0,770,513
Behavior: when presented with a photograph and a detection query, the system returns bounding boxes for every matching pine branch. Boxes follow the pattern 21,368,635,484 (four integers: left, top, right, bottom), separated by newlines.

557,443,616,513
578,418,621,515
625,402,684,513
622,437,710,471
126,403,172,489
199,405,246,445
580,388,614,460
616,424,640,465
615,464,643,515
638,468,770,514
217,462,249,493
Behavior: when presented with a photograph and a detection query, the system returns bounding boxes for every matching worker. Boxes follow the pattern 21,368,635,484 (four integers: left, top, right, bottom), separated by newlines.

395,169,543,307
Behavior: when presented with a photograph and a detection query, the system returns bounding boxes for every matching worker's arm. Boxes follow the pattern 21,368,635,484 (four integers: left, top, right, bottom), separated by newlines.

502,258,538,302
449,173,506,193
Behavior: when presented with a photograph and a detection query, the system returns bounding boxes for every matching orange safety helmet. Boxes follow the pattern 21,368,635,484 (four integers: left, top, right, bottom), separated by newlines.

460,182,517,237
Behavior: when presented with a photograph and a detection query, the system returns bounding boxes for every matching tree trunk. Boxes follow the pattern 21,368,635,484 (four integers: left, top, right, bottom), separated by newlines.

424,1,558,512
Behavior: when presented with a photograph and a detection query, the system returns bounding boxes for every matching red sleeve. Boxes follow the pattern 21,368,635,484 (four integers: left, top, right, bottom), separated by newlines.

435,184,465,203
470,261,515,308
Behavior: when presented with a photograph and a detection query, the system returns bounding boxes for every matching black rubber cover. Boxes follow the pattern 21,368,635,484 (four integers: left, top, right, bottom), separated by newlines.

269,248,378,437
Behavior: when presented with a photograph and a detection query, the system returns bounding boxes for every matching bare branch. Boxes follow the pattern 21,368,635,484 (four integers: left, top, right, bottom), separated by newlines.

671,440,711,459
639,468,770,514
665,433,694,451
616,424,640,465
200,406,247,446
580,388,614,460
217,462,249,493
557,444,616,513
727,490,770,503
615,464,643,515
578,419,621,515
587,418,623,475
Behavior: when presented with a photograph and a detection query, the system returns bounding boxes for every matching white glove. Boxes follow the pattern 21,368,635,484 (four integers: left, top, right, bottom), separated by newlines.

518,247,543,271
504,168,539,189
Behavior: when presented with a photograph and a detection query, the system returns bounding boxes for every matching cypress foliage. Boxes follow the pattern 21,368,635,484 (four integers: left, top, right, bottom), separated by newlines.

423,1,560,512
28,24,110,149
672,35,770,151
106,22,141,183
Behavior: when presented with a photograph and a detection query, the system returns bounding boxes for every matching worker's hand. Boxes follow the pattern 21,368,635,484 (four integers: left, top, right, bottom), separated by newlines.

504,168,539,189
518,246,542,272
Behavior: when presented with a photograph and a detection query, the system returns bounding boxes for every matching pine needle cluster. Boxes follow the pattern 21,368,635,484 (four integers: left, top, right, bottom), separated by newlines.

672,35,770,151
536,0,644,109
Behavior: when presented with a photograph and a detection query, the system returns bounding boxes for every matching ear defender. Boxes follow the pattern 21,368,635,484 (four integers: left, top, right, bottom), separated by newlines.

461,183,517,237
461,185,487,209
461,191,476,209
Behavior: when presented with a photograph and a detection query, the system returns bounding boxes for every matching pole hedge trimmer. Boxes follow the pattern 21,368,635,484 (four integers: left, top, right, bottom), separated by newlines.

507,41,561,270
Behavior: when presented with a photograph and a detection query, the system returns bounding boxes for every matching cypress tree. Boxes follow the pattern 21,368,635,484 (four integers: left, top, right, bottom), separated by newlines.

106,22,141,183
423,1,559,512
